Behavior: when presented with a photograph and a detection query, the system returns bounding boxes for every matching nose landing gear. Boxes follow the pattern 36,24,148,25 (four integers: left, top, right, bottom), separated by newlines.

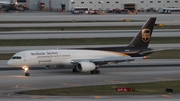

22,66,30,76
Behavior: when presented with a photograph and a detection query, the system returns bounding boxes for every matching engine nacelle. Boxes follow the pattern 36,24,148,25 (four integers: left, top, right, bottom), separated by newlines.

76,61,96,72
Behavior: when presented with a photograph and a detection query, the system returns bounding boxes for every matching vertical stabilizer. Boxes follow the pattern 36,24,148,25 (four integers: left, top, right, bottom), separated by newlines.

128,17,156,48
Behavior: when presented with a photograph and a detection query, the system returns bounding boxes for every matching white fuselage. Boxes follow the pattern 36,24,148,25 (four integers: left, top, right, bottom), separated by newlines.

7,49,127,67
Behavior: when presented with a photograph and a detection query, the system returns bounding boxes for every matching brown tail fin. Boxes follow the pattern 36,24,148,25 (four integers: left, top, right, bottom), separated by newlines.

128,17,156,48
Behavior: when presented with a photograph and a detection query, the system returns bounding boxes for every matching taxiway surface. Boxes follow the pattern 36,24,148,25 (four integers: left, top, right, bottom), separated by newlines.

0,59,180,101
0,11,180,101
0,29,180,39
0,11,180,23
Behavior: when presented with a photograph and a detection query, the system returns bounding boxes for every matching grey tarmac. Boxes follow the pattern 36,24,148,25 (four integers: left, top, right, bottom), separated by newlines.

0,11,180,101
0,59,180,101
0,29,180,39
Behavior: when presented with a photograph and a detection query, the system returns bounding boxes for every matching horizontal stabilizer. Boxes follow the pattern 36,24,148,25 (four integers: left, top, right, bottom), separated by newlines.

139,48,173,55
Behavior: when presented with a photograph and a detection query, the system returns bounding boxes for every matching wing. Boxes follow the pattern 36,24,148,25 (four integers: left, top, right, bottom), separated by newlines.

70,56,140,73
71,56,135,65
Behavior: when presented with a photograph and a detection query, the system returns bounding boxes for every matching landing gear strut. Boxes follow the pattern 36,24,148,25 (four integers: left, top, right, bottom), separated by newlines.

22,66,30,76
91,65,100,74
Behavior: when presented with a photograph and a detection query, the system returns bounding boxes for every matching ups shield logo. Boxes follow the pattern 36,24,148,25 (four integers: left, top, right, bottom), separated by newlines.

141,29,151,42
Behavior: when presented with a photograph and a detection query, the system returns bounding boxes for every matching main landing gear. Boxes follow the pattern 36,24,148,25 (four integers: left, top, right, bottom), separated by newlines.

90,69,100,74
22,66,30,76
72,68,79,73
72,67,100,74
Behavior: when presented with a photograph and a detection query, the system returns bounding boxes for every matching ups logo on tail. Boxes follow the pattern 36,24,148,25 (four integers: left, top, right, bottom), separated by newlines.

141,29,151,42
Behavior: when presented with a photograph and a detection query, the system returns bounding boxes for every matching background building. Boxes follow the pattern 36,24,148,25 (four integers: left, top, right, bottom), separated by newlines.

38,0,180,11
1,0,180,11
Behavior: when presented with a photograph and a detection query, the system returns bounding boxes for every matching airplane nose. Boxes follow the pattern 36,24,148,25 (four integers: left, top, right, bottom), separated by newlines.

7,60,13,66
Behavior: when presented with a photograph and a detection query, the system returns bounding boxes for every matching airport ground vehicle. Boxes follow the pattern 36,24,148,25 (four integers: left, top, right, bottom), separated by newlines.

71,7,89,14
0,1,28,12
166,9,180,14
159,7,180,14
12,4,29,11
0,1,14,12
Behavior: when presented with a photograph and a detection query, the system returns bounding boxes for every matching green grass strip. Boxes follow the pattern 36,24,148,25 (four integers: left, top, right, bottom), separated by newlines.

148,50,180,59
1,26,180,31
0,20,144,23
1,37,180,46
20,81,180,96
0,53,14,60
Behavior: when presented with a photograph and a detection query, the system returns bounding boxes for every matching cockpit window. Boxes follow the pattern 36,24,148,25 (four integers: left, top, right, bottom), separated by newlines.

11,56,22,59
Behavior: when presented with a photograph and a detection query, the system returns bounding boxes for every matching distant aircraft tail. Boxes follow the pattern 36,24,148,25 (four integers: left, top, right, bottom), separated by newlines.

127,17,156,48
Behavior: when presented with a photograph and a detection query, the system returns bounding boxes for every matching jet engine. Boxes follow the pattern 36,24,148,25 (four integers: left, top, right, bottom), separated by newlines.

76,61,96,72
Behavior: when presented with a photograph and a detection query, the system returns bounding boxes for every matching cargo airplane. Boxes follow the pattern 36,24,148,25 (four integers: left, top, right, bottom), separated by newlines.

0,1,14,12
7,17,156,76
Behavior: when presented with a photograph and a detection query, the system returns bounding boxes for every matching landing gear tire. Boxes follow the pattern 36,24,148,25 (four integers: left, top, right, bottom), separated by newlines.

91,70,100,74
95,70,100,74
90,71,95,74
72,68,79,73
25,72,30,76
